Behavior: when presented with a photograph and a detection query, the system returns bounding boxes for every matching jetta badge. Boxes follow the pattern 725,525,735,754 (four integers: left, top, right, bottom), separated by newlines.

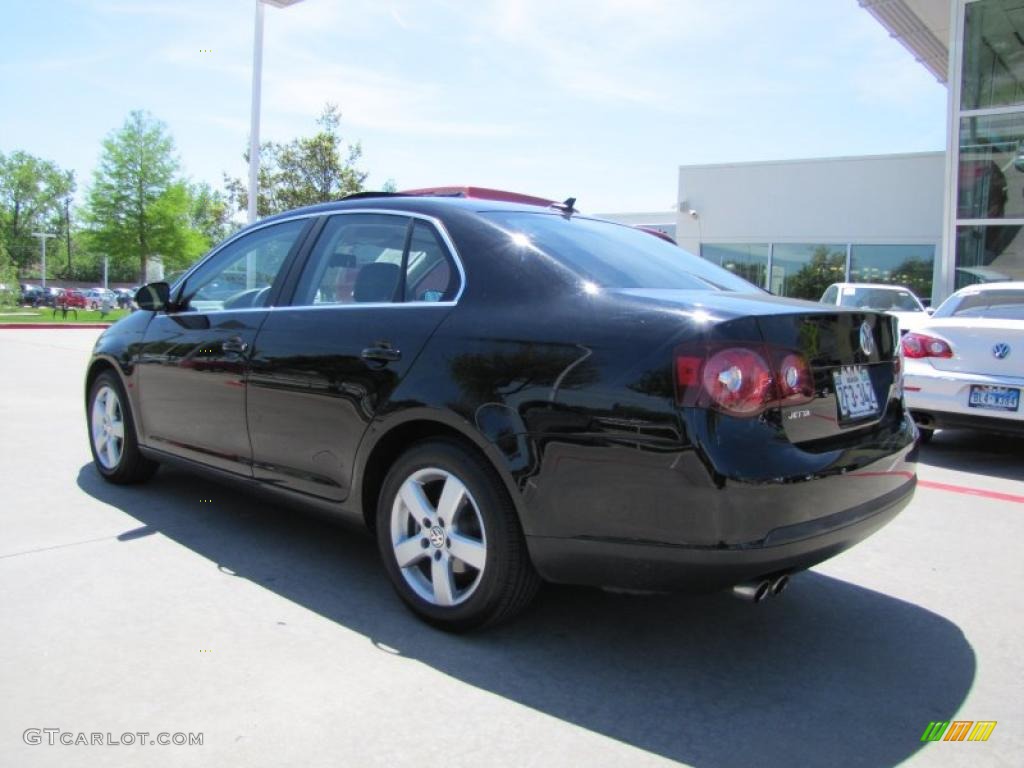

859,322,874,356
993,343,1010,360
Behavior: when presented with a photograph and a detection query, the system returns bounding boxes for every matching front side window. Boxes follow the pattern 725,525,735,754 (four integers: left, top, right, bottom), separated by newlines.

181,219,307,312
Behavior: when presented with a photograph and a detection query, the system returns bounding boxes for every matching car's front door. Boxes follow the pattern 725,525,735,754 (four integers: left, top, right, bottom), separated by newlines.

135,218,312,475
247,212,462,499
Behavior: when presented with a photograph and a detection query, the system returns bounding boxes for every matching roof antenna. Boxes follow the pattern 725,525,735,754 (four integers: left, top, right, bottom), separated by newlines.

551,197,577,214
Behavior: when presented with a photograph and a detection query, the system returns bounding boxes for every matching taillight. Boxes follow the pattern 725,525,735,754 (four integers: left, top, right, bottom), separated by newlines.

901,332,953,359
675,343,814,417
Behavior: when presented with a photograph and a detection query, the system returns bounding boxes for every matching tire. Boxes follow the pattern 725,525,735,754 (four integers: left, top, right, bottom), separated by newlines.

87,370,159,484
376,439,540,631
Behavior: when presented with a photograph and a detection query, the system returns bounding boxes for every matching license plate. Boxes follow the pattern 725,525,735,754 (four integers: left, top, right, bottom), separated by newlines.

833,365,880,420
968,385,1020,412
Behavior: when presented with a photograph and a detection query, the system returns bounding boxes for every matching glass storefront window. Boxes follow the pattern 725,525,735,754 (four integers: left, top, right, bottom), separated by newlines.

849,244,935,301
955,224,1024,288
700,243,768,289
958,112,1024,220
961,0,1024,110
770,243,845,300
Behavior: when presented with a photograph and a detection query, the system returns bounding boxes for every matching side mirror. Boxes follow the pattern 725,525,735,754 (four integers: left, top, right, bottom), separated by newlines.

135,282,170,312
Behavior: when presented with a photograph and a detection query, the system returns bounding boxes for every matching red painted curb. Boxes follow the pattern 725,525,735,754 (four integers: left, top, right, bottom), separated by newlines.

0,323,112,329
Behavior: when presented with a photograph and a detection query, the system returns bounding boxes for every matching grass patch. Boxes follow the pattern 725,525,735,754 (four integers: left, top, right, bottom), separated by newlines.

0,307,130,324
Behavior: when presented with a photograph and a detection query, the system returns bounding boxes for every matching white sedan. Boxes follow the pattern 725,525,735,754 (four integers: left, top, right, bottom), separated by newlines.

902,282,1024,441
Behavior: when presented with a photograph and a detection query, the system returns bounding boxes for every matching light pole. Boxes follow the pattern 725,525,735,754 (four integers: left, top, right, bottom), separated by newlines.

248,0,305,224
32,232,56,290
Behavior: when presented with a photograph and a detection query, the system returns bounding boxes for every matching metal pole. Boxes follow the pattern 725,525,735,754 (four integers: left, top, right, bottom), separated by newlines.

248,0,265,225
103,256,109,289
65,197,73,274
32,232,56,290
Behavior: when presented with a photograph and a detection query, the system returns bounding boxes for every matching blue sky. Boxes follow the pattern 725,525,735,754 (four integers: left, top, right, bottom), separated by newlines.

0,0,947,214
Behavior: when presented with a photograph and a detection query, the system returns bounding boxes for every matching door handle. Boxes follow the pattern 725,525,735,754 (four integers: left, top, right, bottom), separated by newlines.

361,345,401,364
222,337,248,354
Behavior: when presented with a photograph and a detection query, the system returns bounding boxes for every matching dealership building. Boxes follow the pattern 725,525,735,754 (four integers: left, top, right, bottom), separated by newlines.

625,0,1024,305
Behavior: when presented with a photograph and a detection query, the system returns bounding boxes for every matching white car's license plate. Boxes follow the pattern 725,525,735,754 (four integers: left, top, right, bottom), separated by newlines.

833,365,880,420
968,385,1020,412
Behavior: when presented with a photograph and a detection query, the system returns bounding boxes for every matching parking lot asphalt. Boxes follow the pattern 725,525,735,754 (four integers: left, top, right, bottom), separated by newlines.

1,329,1022,768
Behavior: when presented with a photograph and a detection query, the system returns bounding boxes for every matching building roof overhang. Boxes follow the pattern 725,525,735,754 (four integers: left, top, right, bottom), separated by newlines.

859,0,950,83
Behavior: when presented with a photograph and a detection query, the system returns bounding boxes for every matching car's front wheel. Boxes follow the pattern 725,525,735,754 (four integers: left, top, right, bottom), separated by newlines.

376,439,540,631
87,371,158,484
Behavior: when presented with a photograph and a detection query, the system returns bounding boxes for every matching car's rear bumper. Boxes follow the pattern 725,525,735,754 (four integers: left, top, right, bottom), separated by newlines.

905,365,1023,428
527,477,914,591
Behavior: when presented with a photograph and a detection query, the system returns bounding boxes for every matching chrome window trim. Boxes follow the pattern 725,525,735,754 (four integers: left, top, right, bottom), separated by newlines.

170,208,467,311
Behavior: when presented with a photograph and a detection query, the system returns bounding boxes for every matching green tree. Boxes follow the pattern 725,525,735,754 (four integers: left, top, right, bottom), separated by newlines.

225,104,368,217
84,111,205,283
0,150,75,272
188,181,234,245
784,246,847,300
0,235,19,307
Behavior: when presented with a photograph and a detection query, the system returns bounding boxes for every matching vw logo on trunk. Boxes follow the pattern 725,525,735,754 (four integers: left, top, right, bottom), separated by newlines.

859,322,875,356
993,343,1011,360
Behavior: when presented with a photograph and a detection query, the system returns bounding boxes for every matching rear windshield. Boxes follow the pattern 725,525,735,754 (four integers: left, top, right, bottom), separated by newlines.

837,286,923,311
482,212,758,292
934,288,1024,320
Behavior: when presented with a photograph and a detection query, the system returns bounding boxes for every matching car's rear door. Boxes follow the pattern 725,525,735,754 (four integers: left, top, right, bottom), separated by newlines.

135,218,312,475
246,211,462,500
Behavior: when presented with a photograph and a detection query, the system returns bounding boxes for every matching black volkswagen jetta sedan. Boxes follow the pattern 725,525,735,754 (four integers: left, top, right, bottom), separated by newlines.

85,193,917,630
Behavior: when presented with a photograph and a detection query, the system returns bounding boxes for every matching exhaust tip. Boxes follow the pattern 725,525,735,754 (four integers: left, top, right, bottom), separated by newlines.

770,574,790,596
732,579,771,603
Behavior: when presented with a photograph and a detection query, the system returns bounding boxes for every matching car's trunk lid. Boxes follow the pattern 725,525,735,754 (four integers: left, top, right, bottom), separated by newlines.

915,318,1024,376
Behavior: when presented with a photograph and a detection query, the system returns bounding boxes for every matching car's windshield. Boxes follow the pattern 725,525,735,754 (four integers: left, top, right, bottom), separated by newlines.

481,212,758,292
933,288,1024,320
837,286,923,311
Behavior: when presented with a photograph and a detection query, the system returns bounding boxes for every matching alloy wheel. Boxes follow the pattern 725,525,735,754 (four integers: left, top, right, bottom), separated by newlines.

389,467,488,607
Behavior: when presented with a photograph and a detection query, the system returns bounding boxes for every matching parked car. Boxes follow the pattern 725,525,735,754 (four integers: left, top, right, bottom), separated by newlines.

84,288,116,309
85,192,917,630
903,282,1024,441
20,284,43,306
820,283,931,334
37,287,66,307
60,289,88,309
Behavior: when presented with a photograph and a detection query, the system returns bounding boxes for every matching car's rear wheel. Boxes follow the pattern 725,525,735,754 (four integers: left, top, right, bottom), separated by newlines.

376,439,540,631
88,371,158,484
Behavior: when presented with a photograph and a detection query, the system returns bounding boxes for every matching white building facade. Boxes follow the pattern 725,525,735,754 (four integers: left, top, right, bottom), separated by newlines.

675,153,944,303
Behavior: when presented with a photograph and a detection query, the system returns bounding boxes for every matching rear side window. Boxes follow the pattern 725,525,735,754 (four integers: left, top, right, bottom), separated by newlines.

405,221,456,302
821,286,839,304
481,212,757,292
292,214,460,306
936,289,1024,319
294,214,410,305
